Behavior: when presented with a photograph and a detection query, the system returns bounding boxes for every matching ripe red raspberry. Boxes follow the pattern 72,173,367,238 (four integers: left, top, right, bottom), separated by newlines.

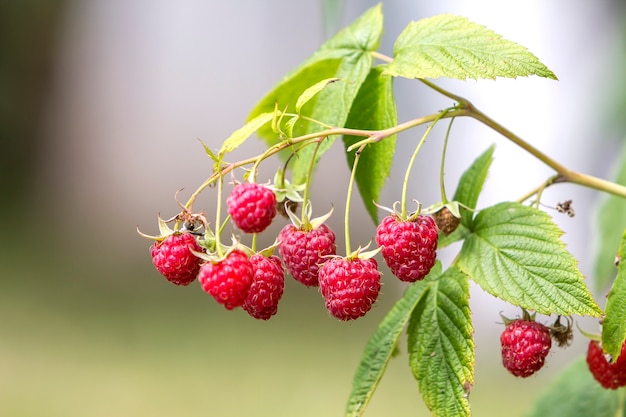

198,250,253,310
500,319,552,377
243,254,285,320
227,182,277,233
278,223,336,286
318,257,381,321
586,340,626,389
375,214,438,282
150,233,202,286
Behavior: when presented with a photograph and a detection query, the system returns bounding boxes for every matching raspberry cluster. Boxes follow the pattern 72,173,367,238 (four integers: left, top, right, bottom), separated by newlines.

143,181,442,321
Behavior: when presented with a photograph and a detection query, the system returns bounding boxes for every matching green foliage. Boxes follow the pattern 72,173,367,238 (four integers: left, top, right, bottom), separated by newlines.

250,58,342,144
218,112,274,157
594,143,626,291
457,202,602,316
524,357,623,417
171,5,626,417
249,4,383,184
602,228,626,360
385,14,557,80
439,145,495,248
407,265,473,417
343,66,397,224
345,275,430,417
295,78,342,114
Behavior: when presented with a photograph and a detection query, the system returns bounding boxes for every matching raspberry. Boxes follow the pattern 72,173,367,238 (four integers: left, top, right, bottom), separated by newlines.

375,214,438,282
150,233,202,286
500,319,552,378
243,254,285,320
278,223,337,286
318,257,381,321
227,183,277,233
586,340,626,389
198,250,254,310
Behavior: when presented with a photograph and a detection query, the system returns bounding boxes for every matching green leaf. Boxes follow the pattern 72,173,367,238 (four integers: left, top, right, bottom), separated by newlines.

248,4,383,183
290,5,383,184
249,58,343,145
345,275,430,417
343,66,397,224
453,145,495,229
524,357,621,417
457,202,602,316
438,145,495,249
407,265,474,417
437,224,470,249
295,77,342,114
594,142,626,291
602,228,626,360
218,112,274,156
385,14,557,80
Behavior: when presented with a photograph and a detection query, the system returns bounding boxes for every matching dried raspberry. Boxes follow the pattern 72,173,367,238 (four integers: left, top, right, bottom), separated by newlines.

198,250,253,310
278,223,336,286
318,257,381,321
243,254,285,320
227,183,277,233
375,214,438,282
432,206,460,236
586,340,626,389
500,319,552,378
150,233,202,286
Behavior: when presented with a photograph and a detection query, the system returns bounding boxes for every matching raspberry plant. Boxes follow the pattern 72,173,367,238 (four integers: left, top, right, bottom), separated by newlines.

139,5,626,417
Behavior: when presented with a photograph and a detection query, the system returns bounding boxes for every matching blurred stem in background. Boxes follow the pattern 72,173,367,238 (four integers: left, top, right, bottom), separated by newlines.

0,1,67,217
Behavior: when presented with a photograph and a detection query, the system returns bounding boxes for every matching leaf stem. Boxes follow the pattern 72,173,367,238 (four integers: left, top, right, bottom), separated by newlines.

344,145,365,256
401,109,451,218
439,117,456,204
301,139,324,228
420,79,626,200
214,176,224,258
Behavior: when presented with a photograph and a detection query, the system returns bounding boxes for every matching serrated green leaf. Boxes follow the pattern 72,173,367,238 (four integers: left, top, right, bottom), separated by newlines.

438,145,495,249
594,142,626,291
343,66,397,225
437,224,470,249
407,265,474,417
457,202,602,316
247,4,383,183
290,5,383,184
385,14,557,80
602,228,626,360
524,357,621,417
249,58,343,145
345,275,431,417
295,78,342,113
218,112,274,156
454,145,495,229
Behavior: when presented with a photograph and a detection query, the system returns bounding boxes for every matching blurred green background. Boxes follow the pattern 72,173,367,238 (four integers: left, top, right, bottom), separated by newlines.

2,1,625,416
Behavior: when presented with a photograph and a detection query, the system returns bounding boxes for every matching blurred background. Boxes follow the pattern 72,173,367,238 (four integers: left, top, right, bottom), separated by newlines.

1,0,625,416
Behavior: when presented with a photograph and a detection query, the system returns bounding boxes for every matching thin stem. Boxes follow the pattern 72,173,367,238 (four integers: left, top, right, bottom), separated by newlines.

344,145,364,256
214,176,224,258
439,117,456,204
469,108,569,174
401,109,451,218
301,139,324,227
420,79,626,200
251,233,257,253
371,51,393,63
517,175,562,204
